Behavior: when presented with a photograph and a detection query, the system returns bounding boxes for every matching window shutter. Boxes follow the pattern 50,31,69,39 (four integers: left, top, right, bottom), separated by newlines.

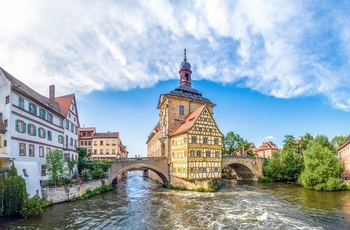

43,129,46,138
23,122,27,133
27,124,30,134
34,125,37,136
15,120,18,131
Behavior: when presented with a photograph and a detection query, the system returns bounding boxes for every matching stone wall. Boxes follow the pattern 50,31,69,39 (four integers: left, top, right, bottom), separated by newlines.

42,179,109,204
170,176,215,190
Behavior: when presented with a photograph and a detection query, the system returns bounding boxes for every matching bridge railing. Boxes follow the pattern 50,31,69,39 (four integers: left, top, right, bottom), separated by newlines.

112,157,167,163
222,155,266,160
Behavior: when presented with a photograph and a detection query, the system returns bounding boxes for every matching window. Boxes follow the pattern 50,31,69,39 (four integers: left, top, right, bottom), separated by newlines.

70,124,74,132
204,118,207,122
0,136,2,148
59,119,63,127
41,165,46,176
47,113,53,122
215,151,220,158
190,168,194,173
29,144,35,157
4,119,7,127
39,146,44,157
171,140,174,146
179,105,184,115
19,143,26,156
199,127,203,131
94,149,97,154
203,137,208,144
190,150,195,157
39,108,46,119
196,150,201,157
209,128,212,133
112,140,116,145
88,141,91,145
112,149,116,154
74,140,77,147
106,140,110,145
29,103,37,115
65,120,69,129
172,152,174,158
19,97,24,108
46,147,51,156
183,137,187,144
100,140,103,145
5,95,10,104
58,135,64,144
214,138,219,145
203,168,207,173
39,128,46,138
4,140,6,147
70,137,73,146
80,141,84,146
184,151,187,157
214,168,219,173
47,130,52,141
191,136,197,144
16,120,26,133
23,169,29,177
206,151,211,157
199,167,203,173
84,141,87,145
100,149,103,154
28,124,36,136
94,141,97,146
106,149,110,154
64,154,70,162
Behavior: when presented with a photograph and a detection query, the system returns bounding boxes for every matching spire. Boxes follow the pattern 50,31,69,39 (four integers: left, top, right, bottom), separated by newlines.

179,49,192,87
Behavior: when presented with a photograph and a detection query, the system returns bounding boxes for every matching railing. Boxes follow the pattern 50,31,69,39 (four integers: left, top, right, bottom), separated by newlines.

113,157,167,162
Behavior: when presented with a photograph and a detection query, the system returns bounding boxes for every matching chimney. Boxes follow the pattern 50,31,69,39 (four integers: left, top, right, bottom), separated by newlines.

49,85,55,108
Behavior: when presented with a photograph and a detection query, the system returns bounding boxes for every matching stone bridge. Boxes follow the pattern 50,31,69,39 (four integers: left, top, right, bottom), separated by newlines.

222,156,266,181
109,157,170,184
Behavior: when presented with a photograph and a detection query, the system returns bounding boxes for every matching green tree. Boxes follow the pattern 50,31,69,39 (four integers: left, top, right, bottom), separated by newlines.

262,151,283,181
282,135,296,154
331,135,347,150
67,158,78,178
46,149,66,185
282,152,304,181
298,141,345,191
222,132,252,155
314,134,334,153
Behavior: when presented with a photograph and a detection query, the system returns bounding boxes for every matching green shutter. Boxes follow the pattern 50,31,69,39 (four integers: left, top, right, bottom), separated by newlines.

23,122,26,133
34,125,37,136
15,120,18,131
27,124,30,134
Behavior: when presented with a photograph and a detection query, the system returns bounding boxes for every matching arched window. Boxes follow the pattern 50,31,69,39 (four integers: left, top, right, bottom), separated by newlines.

185,73,189,81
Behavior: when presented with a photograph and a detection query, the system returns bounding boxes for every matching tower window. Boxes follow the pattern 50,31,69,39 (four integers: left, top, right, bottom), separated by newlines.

185,73,189,81
179,106,184,115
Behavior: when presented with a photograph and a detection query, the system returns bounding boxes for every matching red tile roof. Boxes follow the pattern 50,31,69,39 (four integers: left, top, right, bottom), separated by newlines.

94,132,119,138
171,105,206,136
256,141,280,151
55,94,74,116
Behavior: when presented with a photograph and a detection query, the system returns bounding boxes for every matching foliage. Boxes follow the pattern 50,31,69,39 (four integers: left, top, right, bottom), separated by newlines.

282,135,296,154
20,195,46,218
192,187,206,192
262,151,304,182
67,158,78,177
165,184,187,190
91,165,107,180
77,148,111,180
298,141,346,191
258,177,273,182
208,181,221,192
0,165,28,217
46,149,66,185
81,169,92,181
222,132,252,155
331,135,347,150
77,181,113,200
314,134,335,153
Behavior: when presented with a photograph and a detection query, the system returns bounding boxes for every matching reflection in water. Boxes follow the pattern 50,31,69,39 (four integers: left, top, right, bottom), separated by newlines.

1,172,350,229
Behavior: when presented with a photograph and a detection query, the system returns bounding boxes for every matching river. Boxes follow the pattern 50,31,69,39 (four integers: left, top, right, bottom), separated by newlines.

1,171,350,229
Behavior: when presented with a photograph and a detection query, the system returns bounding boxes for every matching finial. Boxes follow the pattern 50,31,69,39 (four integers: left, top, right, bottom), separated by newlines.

184,48,187,62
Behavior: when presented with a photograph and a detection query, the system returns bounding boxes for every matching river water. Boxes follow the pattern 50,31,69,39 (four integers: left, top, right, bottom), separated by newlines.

1,171,350,230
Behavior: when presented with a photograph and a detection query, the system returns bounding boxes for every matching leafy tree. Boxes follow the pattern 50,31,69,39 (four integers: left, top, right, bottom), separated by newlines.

282,152,304,181
297,133,313,156
67,158,78,177
298,141,345,191
331,135,347,150
282,135,296,154
46,149,66,185
314,134,334,153
222,132,252,155
20,195,46,218
262,151,284,181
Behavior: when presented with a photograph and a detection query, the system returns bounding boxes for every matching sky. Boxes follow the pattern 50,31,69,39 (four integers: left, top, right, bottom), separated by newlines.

1,0,350,156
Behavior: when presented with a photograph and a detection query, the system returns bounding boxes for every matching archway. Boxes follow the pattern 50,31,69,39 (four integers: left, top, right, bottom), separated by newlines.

224,163,257,181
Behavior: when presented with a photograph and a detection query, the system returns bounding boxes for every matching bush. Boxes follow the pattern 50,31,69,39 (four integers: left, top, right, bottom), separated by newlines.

20,195,46,219
192,187,206,192
258,177,273,182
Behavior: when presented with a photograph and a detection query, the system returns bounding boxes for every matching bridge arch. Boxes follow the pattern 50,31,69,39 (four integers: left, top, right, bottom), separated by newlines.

109,158,170,185
222,156,265,181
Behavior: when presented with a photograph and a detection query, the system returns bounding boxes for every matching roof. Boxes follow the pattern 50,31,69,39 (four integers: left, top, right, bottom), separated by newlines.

167,85,213,104
55,94,74,116
171,105,206,136
0,67,63,115
256,141,280,151
94,132,119,138
338,135,350,151
0,114,6,134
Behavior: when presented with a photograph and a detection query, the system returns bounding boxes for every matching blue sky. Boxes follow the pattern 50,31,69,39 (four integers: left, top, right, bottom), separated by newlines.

1,1,350,155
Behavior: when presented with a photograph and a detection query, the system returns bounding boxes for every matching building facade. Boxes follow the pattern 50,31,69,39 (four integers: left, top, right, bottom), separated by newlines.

253,141,281,159
338,135,350,182
147,50,223,183
0,67,80,197
78,128,128,160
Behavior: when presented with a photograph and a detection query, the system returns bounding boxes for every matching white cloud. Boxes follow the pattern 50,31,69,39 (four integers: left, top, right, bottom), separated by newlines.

264,136,275,140
0,0,350,110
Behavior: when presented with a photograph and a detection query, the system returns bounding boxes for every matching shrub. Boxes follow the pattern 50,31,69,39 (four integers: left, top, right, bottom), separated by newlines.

20,195,46,219
258,177,273,182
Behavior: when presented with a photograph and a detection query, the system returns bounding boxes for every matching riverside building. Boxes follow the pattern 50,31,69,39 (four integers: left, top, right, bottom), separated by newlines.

338,135,350,182
0,67,80,197
146,50,223,188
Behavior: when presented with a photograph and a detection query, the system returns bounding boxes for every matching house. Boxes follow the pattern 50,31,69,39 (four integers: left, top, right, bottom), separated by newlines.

0,67,80,197
338,135,350,182
253,141,281,159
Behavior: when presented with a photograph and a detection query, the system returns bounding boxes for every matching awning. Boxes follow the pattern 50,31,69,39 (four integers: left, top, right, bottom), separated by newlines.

0,153,14,159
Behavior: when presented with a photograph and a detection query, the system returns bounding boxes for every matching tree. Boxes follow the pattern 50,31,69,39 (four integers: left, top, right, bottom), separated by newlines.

67,158,78,178
314,134,334,153
282,152,304,181
331,135,347,150
282,135,296,154
262,151,284,181
298,141,345,191
222,132,251,155
46,149,66,185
